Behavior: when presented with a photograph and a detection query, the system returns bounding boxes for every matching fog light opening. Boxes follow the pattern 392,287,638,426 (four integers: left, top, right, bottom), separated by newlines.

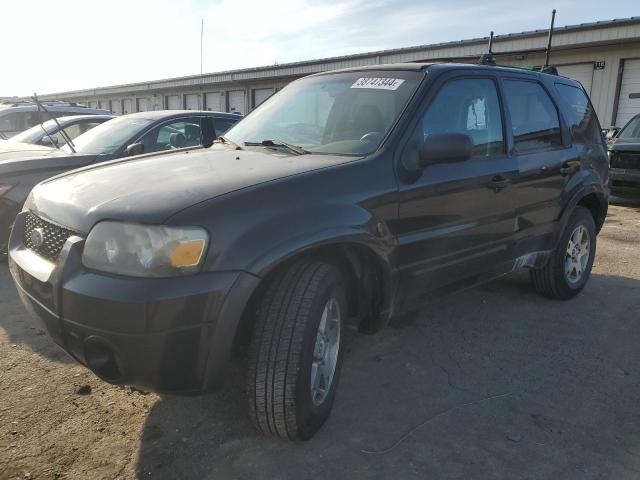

84,339,123,383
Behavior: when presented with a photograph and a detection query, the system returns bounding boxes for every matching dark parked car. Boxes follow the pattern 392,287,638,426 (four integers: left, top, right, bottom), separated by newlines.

8,63,609,440
0,110,240,251
608,113,640,195
4,114,115,147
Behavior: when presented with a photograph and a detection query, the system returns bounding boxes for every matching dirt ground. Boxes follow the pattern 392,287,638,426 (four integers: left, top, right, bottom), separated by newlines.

2,198,640,480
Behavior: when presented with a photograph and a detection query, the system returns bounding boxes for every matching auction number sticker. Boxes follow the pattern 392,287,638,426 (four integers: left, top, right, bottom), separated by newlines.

351,77,405,90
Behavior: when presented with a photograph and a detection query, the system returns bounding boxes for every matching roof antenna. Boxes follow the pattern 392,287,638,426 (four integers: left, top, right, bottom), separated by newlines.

542,9,557,73
478,31,496,66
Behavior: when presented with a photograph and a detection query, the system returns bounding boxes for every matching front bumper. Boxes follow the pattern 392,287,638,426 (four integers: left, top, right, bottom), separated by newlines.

610,168,640,194
8,211,260,393
0,197,21,250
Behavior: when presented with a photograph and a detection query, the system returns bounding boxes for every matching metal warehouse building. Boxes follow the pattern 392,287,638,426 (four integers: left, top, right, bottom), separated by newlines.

39,16,640,128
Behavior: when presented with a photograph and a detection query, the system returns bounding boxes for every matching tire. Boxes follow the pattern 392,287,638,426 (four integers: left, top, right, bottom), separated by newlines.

247,259,346,440
530,206,597,300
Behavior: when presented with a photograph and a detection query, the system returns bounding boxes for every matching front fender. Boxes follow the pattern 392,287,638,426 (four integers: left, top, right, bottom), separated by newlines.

206,202,395,275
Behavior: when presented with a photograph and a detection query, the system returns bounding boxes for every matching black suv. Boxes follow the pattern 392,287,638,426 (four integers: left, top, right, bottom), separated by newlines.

608,113,640,195
8,63,609,441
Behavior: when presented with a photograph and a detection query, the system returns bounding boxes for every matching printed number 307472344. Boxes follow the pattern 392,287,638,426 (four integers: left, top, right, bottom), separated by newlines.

350,78,405,90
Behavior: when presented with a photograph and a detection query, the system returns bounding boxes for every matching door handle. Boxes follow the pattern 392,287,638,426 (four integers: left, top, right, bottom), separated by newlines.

489,175,511,192
560,163,577,176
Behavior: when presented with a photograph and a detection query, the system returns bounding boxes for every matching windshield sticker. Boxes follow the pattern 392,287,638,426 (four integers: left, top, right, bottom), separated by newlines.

351,78,405,90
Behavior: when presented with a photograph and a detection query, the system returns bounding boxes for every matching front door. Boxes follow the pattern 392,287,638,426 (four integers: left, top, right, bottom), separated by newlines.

394,73,519,307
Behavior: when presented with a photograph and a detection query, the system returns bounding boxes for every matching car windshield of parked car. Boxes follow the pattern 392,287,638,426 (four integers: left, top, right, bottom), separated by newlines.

225,70,423,155
10,120,56,144
618,115,640,140
63,116,152,154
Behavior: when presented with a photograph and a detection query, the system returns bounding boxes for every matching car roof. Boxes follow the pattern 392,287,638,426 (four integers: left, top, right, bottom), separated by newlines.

124,110,241,121
310,61,579,86
46,114,115,124
0,104,110,114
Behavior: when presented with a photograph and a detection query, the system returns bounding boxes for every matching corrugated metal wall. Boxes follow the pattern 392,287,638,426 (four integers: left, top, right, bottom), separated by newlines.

39,21,640,125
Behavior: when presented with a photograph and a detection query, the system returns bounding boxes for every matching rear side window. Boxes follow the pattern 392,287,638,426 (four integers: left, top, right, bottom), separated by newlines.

555,83,602,145
503,80,562,153
0,111,43,132
421,78,504,156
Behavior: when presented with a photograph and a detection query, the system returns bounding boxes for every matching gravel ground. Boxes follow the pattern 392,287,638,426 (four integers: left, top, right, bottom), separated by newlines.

2,198,640,480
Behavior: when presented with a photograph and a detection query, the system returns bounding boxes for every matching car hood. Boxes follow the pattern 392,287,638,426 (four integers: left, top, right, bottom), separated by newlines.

28,146,358,233
0,141,95,175
609,138,640,152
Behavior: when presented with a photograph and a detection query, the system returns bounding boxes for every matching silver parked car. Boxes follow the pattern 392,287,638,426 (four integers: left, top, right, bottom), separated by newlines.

0,100,110,138
3,114,115,148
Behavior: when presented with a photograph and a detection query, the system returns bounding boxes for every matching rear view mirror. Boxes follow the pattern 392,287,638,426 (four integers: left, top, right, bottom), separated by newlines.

126,143,145,157
606,128,620,141
419,133,473,166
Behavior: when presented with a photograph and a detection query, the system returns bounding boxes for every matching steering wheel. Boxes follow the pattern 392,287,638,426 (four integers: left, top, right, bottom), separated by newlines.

359,131,384,144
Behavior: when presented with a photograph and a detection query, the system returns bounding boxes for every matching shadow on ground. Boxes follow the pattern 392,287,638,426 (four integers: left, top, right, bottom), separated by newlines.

0,262,72,363
135,271,640,480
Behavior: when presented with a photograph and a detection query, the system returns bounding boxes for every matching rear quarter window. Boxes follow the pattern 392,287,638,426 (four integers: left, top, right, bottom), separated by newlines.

555,83,602,145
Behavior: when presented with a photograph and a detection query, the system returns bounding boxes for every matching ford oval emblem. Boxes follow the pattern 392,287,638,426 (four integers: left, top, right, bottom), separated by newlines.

30,228,45,248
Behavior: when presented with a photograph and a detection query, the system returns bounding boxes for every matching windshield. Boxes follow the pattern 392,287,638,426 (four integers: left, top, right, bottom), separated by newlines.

618,115,640,140
11,119,57,143
225,70,423,155
64,116,152,154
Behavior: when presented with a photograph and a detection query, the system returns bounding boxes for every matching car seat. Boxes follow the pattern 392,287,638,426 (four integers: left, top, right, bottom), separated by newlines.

169,132,186,148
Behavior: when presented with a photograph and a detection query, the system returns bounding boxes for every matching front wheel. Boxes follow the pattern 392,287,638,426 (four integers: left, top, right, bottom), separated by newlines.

530,206,596,300
247,259,346,440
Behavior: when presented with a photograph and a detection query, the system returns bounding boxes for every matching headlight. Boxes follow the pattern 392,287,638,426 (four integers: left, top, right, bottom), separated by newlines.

82,222,209,277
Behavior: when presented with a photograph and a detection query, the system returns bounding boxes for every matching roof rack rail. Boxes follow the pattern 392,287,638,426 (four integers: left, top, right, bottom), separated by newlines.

478,9,559,76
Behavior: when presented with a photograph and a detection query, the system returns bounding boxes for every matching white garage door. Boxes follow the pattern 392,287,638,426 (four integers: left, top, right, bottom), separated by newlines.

205,92,224,112
123,99,134,114
228,90,245,115
137,98,150,112
253,88,273,109
557,63,594,94
166,95,181,110
615,59,640,127
185,94,200,110
88,101,98,109
111,100,122,115
99,100,110,111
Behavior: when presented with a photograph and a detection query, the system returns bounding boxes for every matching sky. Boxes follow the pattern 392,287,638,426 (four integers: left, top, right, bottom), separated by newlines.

1,0,638,96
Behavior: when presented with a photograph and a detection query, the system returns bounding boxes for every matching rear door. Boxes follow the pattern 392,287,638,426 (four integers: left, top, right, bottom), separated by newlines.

500,76,574,256
395,71,519,306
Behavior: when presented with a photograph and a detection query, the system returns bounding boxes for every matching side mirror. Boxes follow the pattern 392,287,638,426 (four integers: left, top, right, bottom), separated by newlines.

419,133,473,167
40,136,59,147
606,128,620,141
126,143,145,157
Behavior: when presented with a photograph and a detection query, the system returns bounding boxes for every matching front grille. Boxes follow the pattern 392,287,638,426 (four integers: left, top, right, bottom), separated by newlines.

611,152,640,170
23,213,76,262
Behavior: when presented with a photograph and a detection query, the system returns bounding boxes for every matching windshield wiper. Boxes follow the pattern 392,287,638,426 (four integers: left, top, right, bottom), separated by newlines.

213,136,242,150
244,139,309,155
0,131,7,140
38,124,60,149
32,93,76,153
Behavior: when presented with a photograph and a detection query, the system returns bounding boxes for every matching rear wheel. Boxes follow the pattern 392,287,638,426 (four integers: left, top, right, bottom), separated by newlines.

530,206,596,300
247,259,346,440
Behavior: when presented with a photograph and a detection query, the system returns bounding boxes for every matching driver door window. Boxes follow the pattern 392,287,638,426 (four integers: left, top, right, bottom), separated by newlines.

138,118,203,153
421,78,504,156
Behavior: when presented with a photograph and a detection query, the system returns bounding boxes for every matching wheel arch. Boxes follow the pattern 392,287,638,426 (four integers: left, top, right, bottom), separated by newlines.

559,184,608,235
231,237,396,358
